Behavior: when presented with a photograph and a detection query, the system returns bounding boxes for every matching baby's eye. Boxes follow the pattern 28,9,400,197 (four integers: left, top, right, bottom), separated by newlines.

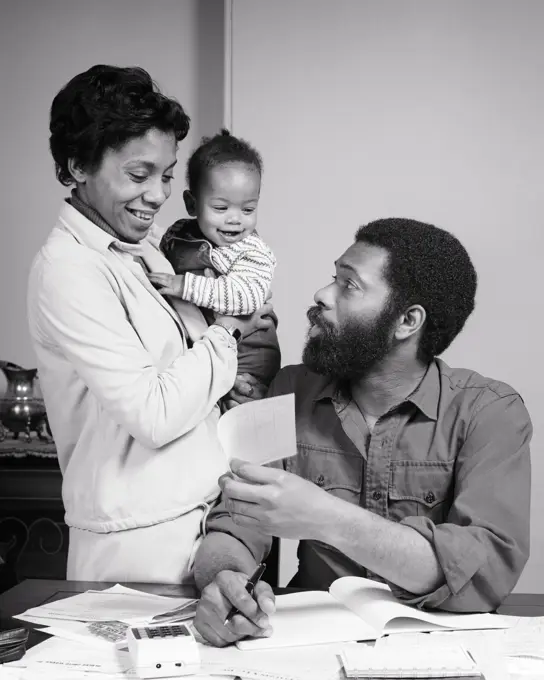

213,206,228,212
243,208,255,214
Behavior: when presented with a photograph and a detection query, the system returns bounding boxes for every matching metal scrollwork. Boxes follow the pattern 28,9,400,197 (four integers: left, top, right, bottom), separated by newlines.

0,515,67,583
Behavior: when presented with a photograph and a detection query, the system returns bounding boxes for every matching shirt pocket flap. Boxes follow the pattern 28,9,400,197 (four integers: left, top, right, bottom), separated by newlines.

389,462,453,509
294,444,362,495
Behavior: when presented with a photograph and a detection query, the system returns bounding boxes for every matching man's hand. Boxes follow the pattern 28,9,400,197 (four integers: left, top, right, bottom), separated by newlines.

147,272,185,297
224,373,268,410
194,569,275,647
220,459,332,541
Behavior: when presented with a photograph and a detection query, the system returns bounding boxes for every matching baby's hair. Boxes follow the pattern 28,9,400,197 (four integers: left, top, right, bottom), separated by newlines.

186,128,263,195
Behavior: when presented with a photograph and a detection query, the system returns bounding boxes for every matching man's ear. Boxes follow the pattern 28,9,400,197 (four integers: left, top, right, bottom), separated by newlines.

67,158,87,183
395,304,426,341
183,190,197,216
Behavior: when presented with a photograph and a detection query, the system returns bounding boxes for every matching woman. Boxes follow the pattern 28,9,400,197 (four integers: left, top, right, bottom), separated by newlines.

27,65,277,583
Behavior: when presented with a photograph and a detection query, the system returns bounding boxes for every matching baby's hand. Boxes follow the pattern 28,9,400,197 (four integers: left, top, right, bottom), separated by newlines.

147,272,185,297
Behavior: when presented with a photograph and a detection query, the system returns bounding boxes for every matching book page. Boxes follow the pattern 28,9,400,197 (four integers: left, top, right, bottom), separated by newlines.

235,591,377,650
330,576,510,637
218,393,296,465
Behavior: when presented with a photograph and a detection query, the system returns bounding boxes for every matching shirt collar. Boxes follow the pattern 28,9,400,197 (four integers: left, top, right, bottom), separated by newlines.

312,375,346,404
61,196,145,258
404,360,440,420
311,360,440,421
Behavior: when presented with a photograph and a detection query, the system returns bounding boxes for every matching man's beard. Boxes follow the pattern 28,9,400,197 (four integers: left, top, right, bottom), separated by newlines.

302,302,399,382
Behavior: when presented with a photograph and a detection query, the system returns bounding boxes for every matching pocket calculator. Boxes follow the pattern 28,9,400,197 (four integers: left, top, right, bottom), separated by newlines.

127,623,200,679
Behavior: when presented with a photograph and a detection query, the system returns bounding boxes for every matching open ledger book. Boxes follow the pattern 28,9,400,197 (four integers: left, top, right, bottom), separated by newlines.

237,576,510,650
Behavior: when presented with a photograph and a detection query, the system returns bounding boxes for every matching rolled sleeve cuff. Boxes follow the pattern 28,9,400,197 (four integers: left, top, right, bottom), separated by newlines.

388,517,488,609
206,509,272,564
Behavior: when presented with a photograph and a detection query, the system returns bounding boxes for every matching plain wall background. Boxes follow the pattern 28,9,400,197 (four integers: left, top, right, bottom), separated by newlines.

0,0,223,367
229,0,544,590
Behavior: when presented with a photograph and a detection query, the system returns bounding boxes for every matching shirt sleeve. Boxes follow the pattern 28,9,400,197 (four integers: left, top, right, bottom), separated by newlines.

30,253,238,450
182,246,276,315
388,391,532,612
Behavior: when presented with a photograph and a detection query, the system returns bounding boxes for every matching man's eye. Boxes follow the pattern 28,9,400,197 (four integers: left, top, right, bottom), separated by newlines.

333,275,356,290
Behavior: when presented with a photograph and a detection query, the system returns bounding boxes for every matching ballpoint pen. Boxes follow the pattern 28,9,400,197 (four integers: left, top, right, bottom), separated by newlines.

224,562,267,625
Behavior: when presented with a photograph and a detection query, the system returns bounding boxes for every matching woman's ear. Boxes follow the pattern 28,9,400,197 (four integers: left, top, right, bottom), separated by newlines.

183,190,197,216
67,158,87,183
395,304,426,341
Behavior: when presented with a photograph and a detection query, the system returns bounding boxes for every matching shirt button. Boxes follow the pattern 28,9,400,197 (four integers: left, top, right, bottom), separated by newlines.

425,491,435,504
316,474,325,487
372,490,382,501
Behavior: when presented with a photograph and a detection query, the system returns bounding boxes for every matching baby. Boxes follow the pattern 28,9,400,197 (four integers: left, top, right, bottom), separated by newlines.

148,129,276,320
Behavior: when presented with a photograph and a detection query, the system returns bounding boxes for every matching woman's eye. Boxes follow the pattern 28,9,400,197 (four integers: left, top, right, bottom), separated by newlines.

130,173,147,183
162,175,174,183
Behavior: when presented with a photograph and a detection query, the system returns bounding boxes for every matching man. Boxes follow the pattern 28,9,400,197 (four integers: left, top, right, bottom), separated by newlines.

193,218,532,647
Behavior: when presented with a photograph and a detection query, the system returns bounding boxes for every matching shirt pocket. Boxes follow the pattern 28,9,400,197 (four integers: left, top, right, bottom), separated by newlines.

388,461,453,525
290,444,363,505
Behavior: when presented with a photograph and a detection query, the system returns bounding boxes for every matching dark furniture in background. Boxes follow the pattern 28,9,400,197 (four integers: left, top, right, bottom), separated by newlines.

0,447,66,594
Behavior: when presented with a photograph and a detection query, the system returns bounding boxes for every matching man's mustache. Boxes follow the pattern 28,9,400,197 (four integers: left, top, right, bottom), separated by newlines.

307,306,334,332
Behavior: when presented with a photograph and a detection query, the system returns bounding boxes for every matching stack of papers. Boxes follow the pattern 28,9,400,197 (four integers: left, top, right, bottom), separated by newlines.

14,584,198,648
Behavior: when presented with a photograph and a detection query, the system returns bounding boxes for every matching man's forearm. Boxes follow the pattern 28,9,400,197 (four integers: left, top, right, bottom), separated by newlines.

193,532,258,592
316,495,444,595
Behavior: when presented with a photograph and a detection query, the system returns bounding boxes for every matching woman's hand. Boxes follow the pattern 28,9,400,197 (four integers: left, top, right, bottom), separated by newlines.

216,302,274,339
223,373,269,410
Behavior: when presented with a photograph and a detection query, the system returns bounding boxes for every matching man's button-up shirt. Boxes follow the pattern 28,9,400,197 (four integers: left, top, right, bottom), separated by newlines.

207,359,532,612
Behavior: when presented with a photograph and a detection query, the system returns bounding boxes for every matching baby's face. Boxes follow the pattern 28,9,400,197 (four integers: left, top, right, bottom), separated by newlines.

194,162,260,247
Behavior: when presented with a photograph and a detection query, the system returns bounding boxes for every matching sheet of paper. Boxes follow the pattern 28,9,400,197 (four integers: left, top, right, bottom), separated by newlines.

6,636,134,676
200,635,348,680
19,584,194,624
329,576,510,635
218,392,297,465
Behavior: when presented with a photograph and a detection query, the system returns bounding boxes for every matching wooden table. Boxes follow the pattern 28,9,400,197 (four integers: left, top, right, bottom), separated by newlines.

0,579,543,651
